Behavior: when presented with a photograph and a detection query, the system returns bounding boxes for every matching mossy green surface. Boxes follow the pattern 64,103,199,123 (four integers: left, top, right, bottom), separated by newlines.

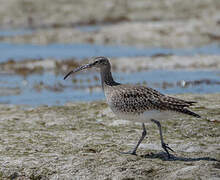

0,94,219,179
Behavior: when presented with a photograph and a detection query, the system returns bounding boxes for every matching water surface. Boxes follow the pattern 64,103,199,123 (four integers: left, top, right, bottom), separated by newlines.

0,42,220,62
0,70,219,106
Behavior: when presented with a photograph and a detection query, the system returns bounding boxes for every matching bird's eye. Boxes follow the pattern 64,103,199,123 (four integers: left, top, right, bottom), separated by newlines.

94,61,99,64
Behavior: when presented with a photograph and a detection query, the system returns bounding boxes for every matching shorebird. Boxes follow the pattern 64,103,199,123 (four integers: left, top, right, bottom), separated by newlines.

64,56,200,158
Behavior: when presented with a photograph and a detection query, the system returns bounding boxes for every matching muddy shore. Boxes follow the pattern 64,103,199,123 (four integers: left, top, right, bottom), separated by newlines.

0,94,219,179
1,55,220,76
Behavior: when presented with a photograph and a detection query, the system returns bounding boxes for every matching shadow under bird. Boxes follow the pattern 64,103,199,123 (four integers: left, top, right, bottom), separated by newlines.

64,56,201,158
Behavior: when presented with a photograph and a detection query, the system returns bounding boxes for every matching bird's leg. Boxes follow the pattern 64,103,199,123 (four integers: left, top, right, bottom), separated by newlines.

151,119,174,158
122,123,147,155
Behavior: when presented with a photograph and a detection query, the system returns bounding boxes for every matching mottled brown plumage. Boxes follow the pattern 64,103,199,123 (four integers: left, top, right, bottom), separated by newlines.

104,84,200,118
64,56,201,158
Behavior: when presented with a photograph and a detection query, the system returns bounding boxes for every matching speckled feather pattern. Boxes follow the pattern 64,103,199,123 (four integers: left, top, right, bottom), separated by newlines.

104,84,200,118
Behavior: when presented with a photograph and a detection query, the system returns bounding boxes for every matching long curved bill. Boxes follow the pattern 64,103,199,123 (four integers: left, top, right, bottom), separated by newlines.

64,63,93,80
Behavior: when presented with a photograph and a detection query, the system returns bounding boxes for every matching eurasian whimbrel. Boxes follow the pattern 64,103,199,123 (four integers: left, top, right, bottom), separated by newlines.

64,56,200,158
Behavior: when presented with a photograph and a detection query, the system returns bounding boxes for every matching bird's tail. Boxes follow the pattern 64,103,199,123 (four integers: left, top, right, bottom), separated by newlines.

180,108,201,118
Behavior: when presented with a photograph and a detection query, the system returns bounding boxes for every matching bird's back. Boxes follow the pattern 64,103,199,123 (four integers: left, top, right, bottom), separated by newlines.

104,84,200,121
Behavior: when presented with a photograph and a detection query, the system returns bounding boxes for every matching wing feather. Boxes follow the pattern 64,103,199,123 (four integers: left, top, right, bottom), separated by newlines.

107,85,200,117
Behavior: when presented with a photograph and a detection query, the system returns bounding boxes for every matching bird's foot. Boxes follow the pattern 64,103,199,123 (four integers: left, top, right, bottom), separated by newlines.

162,142,174,158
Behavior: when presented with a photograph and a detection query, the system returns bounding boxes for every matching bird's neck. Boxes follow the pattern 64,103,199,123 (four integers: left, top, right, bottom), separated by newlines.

100,66,120,89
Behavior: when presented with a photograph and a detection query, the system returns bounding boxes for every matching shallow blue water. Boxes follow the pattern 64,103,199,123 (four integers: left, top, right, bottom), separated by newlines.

0,70,219,106
0,42,220,62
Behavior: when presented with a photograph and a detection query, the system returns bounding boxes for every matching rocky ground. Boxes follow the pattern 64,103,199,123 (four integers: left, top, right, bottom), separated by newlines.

0,94,219,179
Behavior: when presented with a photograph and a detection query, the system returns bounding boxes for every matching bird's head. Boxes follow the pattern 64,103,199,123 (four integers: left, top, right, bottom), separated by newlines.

64,56,110,80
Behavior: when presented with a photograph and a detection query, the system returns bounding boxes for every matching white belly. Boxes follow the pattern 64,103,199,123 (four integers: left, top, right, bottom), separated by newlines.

112,109,176,123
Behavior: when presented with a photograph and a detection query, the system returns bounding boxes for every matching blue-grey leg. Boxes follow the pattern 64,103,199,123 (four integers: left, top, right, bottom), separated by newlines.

151,119,174,158
122,123,147,155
